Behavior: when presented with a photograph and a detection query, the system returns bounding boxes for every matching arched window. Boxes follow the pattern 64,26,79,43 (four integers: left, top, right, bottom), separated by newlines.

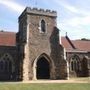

0,53,14,73
5,61,8,72
70,55,81,72
0,61,4,71
41,20,46,33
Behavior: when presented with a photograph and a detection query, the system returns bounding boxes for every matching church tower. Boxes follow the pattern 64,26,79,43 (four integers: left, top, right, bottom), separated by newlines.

18,7,68,81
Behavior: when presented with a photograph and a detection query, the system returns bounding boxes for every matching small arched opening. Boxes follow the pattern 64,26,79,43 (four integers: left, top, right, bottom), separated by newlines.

40,19,46,33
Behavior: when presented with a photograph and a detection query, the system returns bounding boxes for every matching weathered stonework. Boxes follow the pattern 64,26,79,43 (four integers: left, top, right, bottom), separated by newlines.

66,52,90,77
18,7,68,81
0,46,19,80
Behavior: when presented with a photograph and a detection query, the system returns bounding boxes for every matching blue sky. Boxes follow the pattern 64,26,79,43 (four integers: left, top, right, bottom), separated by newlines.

0,0,90,40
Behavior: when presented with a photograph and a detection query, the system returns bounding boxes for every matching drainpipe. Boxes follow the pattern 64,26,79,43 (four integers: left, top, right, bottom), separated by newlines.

59,29,62,45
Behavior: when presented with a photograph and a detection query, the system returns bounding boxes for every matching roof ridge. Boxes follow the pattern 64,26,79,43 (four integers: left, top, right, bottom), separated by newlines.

0,31,16,33
66,36,76,49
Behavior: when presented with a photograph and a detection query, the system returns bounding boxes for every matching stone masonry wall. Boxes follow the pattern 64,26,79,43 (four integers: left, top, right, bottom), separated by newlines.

19,7,68,80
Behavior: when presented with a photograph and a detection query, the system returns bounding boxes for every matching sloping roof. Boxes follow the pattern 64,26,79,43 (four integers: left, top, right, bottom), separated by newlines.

0,31,16,46
0,31,90,52
61,37,73,50
61,36,90,52
72,40,90,52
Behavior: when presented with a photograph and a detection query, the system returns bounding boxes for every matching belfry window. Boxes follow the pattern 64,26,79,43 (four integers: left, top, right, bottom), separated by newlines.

41,20,46,33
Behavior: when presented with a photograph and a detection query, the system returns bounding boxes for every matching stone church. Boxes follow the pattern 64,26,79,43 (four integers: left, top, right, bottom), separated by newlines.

0,7,90,81
0,7,68,81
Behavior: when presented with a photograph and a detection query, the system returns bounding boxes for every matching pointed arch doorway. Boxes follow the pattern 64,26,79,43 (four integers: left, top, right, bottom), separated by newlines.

33,53,55,80
36,57,50,79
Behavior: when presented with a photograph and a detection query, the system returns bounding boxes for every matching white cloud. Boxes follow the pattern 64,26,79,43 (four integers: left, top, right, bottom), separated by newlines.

61,3,90,16
57,15,90,39
0,0,25,13
58,22,90,40
56,0,78,13
62,16,90,27
52,0,90,16
54,0,90,39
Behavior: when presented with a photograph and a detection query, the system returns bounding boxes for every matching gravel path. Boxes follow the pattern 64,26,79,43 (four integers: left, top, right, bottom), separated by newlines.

0,78,90,84
22,79,90,83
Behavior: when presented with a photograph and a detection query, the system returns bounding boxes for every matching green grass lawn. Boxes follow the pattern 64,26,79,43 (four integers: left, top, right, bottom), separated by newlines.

0,83,90,90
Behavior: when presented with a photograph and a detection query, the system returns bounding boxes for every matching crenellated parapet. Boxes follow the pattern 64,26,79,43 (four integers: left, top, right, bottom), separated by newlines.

19,7,57,20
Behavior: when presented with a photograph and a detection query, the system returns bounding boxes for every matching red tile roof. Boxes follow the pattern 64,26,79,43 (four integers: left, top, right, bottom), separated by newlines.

61,37,74,51
72,40,90,52
0,31,16,46
61,36,90,52
0,31,90,52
